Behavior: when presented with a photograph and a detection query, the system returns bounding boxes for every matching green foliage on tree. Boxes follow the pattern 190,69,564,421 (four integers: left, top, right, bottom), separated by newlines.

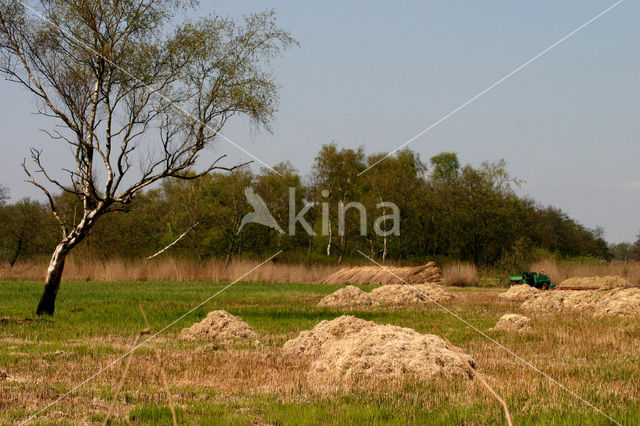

632,232,640,261
430,152,460,183
0,184,8,206
0,198,58,265
0,148,613,269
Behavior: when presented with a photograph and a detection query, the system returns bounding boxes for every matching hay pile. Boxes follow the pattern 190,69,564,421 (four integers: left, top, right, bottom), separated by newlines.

178,310,258,341
491,314,533,333
317,285,380,308
599,288,640,316
282,316,377,358
521,288,640,317
499,285,540,302
283,316,475,388
321,262,442,285
370,284,453,305
559,275,631,288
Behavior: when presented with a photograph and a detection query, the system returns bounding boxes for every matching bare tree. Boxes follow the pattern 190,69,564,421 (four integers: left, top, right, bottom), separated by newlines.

0,1,296,315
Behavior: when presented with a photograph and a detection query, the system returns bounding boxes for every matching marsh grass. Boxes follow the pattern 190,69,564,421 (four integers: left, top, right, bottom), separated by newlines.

443,261,479,286
0,258,344,284
531,258,640,285
1,281,639,424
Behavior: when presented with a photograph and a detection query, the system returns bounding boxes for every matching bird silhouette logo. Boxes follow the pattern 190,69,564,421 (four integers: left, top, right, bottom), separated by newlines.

237,187,284,235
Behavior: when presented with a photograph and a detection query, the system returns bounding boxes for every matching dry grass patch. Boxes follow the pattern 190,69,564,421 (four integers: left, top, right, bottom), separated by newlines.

0,367,11,381
2,282,640,424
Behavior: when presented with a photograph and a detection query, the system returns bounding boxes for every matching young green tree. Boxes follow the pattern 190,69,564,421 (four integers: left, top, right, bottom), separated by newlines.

609,242,634,261
430,152,460,183
253,162,308,253
363,150,425,260
0,1,296,315
0,184,8,206
312,144,366,263
632,231,640,261
0,198,58,266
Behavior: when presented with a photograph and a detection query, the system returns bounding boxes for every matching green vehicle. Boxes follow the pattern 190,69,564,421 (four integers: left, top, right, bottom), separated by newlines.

509,272,554,290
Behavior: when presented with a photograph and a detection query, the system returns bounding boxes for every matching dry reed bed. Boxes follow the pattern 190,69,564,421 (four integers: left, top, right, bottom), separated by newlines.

4,258,639,286
443,261,479,286
0,258,342,283
558,275,631,288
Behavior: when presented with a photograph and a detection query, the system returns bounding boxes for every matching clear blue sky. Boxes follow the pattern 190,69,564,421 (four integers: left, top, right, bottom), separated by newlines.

0,1,638,243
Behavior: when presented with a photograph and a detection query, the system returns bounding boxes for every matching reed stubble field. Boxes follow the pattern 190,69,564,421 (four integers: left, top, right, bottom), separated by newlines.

1,279,639,425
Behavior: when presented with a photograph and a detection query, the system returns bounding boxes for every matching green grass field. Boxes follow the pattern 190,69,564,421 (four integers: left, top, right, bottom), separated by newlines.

1,280,638,425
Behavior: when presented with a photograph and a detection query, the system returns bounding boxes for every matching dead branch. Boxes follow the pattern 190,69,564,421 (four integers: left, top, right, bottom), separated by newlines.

145,222,199,260
435,326,513,426
102,331,144,426
102,305,178,426
139,304,178,426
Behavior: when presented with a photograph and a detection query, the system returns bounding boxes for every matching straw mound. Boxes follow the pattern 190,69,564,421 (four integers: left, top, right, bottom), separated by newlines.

178,310,258,341
593,288,640,317
320,262,442,285
499,285,540,302
307,324,475,387
521,288,640,317
559,275,631,288
282,315,377,359
317,285,380,308
491,314,532,333
283,315,475,388
370,284,453,305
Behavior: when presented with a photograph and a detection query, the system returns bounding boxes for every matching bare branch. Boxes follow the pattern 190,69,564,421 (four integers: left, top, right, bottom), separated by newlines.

22,159,67,236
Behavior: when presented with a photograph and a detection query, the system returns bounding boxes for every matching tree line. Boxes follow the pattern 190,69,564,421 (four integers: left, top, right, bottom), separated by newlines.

2,146,628,268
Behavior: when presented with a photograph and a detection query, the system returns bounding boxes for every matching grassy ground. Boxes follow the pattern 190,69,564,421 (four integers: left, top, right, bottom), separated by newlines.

1,280,638,425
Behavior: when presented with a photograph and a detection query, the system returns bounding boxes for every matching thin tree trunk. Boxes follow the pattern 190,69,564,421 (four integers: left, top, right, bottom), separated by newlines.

36,242,70,316
9,236,23,267
380,197,387,262
326,220,332,256
337,235,346,264
225,235,237,267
